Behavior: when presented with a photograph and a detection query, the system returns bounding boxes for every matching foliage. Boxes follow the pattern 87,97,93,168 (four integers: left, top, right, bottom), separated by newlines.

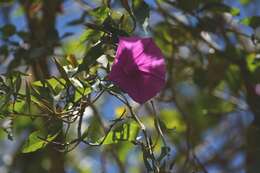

0,0,260,173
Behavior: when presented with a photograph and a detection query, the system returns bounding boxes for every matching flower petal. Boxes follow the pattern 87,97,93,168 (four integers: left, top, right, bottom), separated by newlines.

108,37,166,104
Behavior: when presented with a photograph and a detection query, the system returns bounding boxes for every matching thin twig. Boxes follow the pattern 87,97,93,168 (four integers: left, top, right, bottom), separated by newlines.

150,100,167,146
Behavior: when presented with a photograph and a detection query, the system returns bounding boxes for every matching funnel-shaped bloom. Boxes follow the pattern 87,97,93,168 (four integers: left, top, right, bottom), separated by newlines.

108,37,166,104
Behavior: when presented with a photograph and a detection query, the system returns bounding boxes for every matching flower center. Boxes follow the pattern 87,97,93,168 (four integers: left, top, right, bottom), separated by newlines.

123,64,139,76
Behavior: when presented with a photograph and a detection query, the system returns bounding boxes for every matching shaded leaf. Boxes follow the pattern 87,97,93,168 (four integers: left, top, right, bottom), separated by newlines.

120,0,133,17
1,24,16,38
77,42,103,73
0,45,8,57
15,75,22,93
66,54,78,68
25,81,31,113
158,146,170,162
143,149,153,172
241,16,260,28
199,2,232,13
176,0,201,12
240,0,251,5
54,58,71,84
132,0,150,31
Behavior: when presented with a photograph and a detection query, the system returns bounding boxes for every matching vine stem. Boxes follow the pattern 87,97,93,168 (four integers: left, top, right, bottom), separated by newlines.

108,91,160,172
150,100,167,146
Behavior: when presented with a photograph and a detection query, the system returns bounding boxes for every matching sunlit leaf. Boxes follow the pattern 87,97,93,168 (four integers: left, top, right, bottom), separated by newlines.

22,131,60,153
160,109,186,132
115,106,126,117
90,6,110,24
13,100,25,112
74,87,91,102
231,8,240,16
102,120,140,144
79,29,102,44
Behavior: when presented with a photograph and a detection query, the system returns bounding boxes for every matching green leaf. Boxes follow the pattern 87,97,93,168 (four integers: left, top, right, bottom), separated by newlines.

84,116,104,142
160,109,186,132
29,84,54,113
48,78,66,89
54,59,71,84
102,120,140,144
13,75,22,105
116,142,133,162
1,118,13,141
15,75,22,93
0,45,8,57
25,81,31,113
119,0,137,32
199,2,230,13
247,53,260,73
231,8,240,16
1,24,16,38
13,100,25,112
249,16,260,28
193,68,208,88
85,120,140,145
77,42,103,73
79,29,101,44
22,131,60,153
0,94,10,111
240,0,251,5
132,0,150,30
158,146,170,162
241,16,260,28
90,6,110,24
63,37,87,55
33,78,65,89
198,2,239,16
66,54,78,68
176,0,201,12
0,0,13,4
13,6,24,17
143,149,153,172
74,87,91,102
120,0,133,17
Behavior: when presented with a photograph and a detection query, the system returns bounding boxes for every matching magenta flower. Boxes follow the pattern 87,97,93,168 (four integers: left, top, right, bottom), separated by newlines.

108,37,166,104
